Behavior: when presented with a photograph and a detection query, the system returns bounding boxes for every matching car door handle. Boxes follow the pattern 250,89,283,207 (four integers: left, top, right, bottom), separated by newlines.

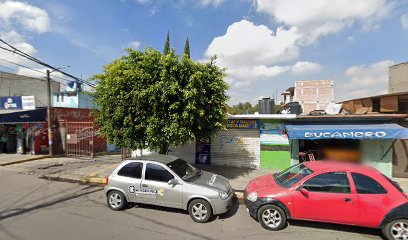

142,184,148,187
344,198,352,202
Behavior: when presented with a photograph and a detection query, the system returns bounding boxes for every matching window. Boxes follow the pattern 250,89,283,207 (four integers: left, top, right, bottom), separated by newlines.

352,173,387,194
145,163,174,182
118,162,143,179
275,163,314,188
303,172,350,194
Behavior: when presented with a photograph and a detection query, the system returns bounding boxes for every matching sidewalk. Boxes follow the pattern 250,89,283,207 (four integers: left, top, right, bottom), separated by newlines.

1,154,407,194
0,153,48,166
1,154,122,184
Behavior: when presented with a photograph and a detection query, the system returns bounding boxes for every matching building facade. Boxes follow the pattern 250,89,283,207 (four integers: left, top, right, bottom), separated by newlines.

294,80,334,114
389,62,408,94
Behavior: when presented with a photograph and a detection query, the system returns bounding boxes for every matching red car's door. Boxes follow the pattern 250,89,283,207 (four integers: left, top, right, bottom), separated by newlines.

349,172,391,228
292,172,360,225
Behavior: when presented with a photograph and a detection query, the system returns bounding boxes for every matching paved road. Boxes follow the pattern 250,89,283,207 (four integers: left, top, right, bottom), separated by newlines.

0,170,382,240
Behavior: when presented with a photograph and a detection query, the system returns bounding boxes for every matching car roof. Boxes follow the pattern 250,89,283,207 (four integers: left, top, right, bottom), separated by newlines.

303,161,381,175
128,153,181,164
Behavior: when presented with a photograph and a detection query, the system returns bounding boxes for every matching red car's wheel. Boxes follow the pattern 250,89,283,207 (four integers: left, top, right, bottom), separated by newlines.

383,219,408,240
257,205,287,231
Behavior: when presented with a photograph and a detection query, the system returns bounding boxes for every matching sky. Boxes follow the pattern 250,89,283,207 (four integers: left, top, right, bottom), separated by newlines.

0,0,407,104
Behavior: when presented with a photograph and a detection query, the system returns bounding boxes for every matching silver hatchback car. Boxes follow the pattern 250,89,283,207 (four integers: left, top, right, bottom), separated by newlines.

104,154,233,223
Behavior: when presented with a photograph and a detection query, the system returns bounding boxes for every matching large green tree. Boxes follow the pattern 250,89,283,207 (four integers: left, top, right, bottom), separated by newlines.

92,48,228,154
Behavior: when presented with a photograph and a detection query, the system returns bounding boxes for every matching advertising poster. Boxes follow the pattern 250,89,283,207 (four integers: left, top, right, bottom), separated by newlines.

196,139,211,164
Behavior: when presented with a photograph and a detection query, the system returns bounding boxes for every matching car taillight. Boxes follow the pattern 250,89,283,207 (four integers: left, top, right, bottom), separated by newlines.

105,177,109,186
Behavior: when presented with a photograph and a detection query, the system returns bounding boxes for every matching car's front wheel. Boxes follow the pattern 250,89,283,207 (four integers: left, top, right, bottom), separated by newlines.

257,205,287,231
107,190,126,211
188,199,212,223
383,219,408,240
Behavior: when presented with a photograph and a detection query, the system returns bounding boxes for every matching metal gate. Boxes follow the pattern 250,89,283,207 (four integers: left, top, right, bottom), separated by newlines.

66,122,95,158
211,129,260,168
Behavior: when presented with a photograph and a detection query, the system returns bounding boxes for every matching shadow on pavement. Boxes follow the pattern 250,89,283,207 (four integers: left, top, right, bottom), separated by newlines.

288,219,381,238
0,185,102,221
128,197,240,222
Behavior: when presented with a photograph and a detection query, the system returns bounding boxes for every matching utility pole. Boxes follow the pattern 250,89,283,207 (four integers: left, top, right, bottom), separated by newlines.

46,69,53,157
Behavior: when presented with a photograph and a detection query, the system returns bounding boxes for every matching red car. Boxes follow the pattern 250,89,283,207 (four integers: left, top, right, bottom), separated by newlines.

244,161,408,240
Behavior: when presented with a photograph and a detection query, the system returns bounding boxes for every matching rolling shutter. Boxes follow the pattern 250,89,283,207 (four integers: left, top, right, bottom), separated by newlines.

211,129,260,168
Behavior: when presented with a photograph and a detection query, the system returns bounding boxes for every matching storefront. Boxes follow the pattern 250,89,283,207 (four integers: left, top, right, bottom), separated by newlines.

285,123,408,177
0,108,48,154
210,119,261,168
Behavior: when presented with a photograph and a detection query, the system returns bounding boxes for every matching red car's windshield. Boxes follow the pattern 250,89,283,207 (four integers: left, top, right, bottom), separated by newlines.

275,163,313,188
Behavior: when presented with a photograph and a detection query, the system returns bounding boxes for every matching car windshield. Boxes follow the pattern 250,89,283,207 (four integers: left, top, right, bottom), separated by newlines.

275,163,313,188
167,159,201,181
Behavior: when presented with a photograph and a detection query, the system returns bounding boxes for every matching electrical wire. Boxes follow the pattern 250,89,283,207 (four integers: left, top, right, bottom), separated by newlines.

0,41,97,88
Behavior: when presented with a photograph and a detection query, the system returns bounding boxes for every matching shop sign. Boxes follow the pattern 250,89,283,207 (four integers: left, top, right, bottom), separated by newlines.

0,96,36,110
304,131,387,139
260,123,289,145
227,119,260,129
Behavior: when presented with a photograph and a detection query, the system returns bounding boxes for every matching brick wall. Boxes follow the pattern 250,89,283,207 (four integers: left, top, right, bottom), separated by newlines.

294,80,334,114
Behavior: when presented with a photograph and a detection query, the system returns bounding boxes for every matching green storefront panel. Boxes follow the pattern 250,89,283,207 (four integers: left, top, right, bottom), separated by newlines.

261,151,291,170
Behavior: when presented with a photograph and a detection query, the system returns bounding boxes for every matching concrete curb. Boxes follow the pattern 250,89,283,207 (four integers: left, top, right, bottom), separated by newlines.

0,156,49,166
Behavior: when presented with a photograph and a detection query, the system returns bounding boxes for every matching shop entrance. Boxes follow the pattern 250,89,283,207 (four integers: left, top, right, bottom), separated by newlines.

299,139,361,163
0,124,35,154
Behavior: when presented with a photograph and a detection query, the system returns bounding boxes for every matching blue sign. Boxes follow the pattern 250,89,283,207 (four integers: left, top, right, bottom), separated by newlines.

0,96,23,110
285,124,408,140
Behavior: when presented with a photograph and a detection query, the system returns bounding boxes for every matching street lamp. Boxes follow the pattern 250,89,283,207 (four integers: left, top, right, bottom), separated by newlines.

46,65,70,157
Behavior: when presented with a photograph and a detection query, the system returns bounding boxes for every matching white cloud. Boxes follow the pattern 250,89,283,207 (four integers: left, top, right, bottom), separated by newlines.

127,41,141,49
337,60,394,101
402,13,408,30
199,0,226,8
0,0,51,33
0,31,37,66
205,20,301,88
291,61,322,74
254,0,393,44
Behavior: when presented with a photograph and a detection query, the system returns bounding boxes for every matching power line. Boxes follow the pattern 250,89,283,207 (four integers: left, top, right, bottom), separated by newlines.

0,57,87,86
0,41,97,88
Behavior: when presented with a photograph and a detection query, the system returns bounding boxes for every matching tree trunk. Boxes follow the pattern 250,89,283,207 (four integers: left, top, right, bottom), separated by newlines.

159,143,170,155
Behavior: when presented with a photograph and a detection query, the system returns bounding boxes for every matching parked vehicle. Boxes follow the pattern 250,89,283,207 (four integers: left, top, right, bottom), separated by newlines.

105,154,233,223
244,161,408,240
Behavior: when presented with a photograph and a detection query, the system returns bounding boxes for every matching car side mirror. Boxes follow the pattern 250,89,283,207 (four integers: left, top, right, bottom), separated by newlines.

168,179,179,185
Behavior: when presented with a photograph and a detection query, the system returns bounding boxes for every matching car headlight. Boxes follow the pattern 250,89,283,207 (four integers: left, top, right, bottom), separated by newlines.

247,192,258,202
219,191,229,200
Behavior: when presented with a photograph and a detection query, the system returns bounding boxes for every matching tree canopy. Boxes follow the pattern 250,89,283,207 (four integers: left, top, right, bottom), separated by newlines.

92,47,229,154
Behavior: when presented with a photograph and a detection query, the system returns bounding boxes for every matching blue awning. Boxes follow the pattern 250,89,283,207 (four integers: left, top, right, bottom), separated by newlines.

285,123,408,140
0,108,47,124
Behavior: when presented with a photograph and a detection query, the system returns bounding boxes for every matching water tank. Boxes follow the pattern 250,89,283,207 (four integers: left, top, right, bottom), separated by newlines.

258,98,275,114
287,101,302,115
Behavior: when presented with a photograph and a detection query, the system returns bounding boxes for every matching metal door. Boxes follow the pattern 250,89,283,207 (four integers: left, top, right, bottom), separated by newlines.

66,122,94,158
211,129,260,168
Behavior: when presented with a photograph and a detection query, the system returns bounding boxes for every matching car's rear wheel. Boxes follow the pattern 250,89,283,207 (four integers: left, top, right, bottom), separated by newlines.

257,205,287,231
383,219,408,240
107,190,126,211
188,199,212,223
